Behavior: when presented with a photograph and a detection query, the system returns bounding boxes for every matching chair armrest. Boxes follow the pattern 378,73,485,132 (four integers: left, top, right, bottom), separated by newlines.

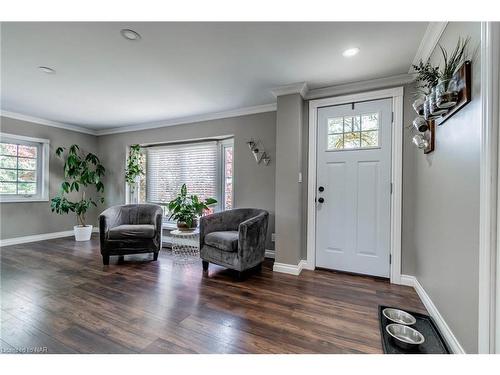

238,212,269,257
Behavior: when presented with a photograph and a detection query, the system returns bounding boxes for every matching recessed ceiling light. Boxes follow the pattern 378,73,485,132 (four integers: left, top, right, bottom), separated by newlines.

38,66,55,74
120,29,141,41
342,47,360,57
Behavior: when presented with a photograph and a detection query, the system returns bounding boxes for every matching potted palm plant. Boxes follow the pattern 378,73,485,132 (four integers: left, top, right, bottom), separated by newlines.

167,184,217,231
50,144,105,241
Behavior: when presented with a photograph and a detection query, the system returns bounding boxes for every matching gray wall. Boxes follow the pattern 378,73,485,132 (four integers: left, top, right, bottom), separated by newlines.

274,93,304,264
401,82,419,276
97,111,277,249
402,22,481,353
0,116,100,239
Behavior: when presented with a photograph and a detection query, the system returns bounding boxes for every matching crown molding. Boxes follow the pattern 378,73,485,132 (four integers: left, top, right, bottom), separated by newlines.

409,22,448,73
305,73,414,100
96,103,277,136
1,103,277,137
271,82,308,98
0,110,97,135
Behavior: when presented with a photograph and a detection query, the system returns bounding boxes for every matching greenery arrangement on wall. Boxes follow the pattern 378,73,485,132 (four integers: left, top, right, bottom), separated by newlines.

125,144,144,192
50,144,105,227
438,36,470,86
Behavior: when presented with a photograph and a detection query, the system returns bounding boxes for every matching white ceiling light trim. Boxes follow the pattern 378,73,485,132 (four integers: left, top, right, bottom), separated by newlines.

38,66,56,74
409,22,448,73
96,103,277,135
120,28,141,41
0,110,97,135
305,73,415,100
271,82,308,98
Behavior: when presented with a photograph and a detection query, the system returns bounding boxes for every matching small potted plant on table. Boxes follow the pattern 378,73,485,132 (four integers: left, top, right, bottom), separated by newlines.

167,184,217,231
50,145,105,241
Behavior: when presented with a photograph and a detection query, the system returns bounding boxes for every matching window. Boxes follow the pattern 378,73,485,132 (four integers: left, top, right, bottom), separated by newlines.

0,133,49,202
327,113,379,150
138,138,234,216
221,139,233,210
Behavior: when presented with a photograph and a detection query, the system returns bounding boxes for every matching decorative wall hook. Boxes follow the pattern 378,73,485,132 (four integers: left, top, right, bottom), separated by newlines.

247,139,271,165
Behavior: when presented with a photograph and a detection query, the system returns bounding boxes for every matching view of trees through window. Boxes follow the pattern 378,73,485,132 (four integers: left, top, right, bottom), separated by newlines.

327,113,379,150
224,145,233,210
0,142,38,195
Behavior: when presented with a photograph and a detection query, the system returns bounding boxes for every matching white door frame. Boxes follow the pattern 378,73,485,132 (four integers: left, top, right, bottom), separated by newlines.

307,87,404,284
478,21,500,354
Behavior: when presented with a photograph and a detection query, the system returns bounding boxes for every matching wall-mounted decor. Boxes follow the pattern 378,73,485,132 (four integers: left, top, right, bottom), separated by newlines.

410,37,471,154
247,139,271,165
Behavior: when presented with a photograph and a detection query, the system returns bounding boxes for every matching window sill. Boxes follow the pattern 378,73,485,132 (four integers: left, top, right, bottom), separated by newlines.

0,197,49,203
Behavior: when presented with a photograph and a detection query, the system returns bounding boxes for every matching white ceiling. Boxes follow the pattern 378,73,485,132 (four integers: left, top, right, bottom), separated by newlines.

1,22,427,131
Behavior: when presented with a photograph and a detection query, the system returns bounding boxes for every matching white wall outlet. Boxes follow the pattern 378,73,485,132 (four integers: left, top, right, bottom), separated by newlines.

298,172,303,183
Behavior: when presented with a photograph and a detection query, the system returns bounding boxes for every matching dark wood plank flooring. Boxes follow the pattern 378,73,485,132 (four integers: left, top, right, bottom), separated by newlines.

0,235,426,354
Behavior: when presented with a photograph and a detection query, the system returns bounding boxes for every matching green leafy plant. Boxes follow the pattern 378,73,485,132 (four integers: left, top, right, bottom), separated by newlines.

50,144,105,227
439,36,470,83
412,59,440,95
125,144,144,192
167,184,217,228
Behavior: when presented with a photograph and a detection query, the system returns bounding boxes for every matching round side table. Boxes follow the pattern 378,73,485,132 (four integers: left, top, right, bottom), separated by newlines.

170,229,200,261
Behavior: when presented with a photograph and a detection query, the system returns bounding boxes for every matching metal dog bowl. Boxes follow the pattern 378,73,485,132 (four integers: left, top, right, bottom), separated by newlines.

383,308,417,325
386,324,425,350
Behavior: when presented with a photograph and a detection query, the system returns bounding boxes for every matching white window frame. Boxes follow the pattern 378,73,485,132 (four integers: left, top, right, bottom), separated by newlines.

219,138,235,211
0,132,50,203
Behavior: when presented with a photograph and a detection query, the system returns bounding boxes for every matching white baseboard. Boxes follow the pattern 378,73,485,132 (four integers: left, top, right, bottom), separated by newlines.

0,227,99,247
264,249,275,259
400,274,466,354
273,259,308,275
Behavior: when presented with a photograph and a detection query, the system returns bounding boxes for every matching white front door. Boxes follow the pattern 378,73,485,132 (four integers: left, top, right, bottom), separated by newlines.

315,98,392,277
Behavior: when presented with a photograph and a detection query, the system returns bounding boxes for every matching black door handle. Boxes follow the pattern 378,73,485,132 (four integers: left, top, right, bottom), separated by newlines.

318,197,325,203
318,186,324,192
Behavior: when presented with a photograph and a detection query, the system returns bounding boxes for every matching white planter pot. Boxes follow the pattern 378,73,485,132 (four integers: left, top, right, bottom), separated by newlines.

74,225,93,241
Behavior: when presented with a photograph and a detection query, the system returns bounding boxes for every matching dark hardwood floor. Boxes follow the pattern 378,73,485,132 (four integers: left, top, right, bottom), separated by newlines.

0,234,426,354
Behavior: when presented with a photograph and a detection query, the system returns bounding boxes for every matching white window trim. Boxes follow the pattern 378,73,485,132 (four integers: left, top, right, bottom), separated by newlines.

0,132,50,203
219,138,235,211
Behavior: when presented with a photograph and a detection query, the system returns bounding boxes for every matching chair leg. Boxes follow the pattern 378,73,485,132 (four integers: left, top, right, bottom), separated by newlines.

102,255,110,265
153,252,159,261
236,271,245,281
255,262,262,272
202,260,209,271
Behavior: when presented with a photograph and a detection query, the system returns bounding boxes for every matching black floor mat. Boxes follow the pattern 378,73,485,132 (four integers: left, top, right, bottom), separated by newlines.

379,305,451,354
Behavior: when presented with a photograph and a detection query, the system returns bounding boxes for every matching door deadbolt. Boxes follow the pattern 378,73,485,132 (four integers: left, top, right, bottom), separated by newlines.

318,197,325,203
318,186,324,192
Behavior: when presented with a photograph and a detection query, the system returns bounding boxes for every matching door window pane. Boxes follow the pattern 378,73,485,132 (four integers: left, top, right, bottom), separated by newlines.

344,132,361,149
361,131,379,147
328,117,343,134
327,112,380,150
361,113,379,131
328,134,344,150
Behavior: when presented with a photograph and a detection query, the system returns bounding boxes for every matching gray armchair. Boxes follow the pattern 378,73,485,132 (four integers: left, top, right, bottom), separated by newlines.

99,204,163,265
200,208,269,278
